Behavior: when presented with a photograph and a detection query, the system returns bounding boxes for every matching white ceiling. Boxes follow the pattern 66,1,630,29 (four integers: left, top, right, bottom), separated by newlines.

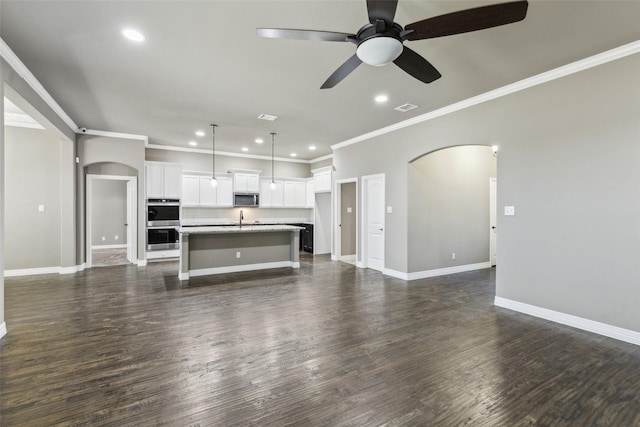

1,1,639,160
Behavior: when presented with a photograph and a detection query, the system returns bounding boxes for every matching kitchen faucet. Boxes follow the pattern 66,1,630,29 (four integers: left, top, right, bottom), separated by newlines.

239,209,244,227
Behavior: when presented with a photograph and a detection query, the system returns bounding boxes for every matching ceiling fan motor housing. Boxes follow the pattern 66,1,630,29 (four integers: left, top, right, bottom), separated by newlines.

356,22,404,66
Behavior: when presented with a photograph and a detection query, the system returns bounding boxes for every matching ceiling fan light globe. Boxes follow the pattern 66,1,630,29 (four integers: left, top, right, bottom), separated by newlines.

356,37,403,66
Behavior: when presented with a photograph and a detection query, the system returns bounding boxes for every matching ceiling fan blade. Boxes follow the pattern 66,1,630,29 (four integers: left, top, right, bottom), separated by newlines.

321,54,362,89
405,1,528,40
256,28,355,42
393,46,441,84
367,0,399,25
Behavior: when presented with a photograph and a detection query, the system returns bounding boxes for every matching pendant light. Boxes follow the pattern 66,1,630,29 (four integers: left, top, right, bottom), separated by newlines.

210,124,218,187
270,133,277,190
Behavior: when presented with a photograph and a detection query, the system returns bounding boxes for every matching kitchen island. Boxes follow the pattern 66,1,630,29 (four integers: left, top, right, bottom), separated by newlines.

178,225,303,280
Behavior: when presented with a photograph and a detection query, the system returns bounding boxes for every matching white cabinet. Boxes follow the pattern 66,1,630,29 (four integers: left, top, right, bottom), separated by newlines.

146,162,182,198
234,173,260,193
306,179,315,208
216,176,233,206
199,177,217,206
181,175,200,205
260,179,284,208
313,167,332,193
181,174,233,207
284,181,306,207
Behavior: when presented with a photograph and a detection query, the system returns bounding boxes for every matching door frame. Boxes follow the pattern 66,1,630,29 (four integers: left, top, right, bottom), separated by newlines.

86,174,138,268
334,178,358,263
490,177,497,266
361,173,385,271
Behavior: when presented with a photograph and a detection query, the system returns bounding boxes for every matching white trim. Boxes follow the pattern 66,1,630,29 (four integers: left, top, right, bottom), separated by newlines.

78,128,148,142
179,272,190,281
0,38,77,131
494,297,640,347
91,244,127,250
0,322,6,340
331,40,640,152
4,266,61,277
137,259,148,267
59,265,79,275
355,261,365,268
189,261,299,277
310,153,333,163
4,264,85,277
331,254,338,261
383,262,492,281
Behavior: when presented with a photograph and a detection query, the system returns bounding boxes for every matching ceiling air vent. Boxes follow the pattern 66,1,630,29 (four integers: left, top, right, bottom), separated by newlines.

257,113,278,121
394,103,419,113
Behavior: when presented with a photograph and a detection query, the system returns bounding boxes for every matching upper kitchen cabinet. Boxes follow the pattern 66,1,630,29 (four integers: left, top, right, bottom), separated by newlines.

230,169,261,194
306,179,314,208
146,162,181,199
181,174,233,207
260,179,284,208
312,166,333,193
284,180,306,207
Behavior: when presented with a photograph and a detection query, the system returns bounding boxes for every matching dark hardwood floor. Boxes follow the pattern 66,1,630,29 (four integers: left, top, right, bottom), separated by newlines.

2,255,640,426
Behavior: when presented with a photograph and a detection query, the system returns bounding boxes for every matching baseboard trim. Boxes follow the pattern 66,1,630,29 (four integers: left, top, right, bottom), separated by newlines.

91,244,127,249
384,262,492,281
356,261,364,268
137,260,148,267
331,254,338,261
5,264,86,277
494,296,640,347
4,266,61,277
189,261,298,278
0,322,7,339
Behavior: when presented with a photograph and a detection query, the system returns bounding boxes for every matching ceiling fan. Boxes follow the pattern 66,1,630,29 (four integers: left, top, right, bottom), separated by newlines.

257,0,528,89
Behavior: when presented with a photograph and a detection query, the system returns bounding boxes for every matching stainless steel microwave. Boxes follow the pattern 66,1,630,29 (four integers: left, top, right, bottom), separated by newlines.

234,194,259,207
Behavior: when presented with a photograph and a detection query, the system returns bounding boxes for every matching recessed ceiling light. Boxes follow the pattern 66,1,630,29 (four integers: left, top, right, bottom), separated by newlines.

257,113,278,121
290,153,297,157
308,145,317,151
195,130,205,137
122,28,145,42
242,147,249,152
375,94,388,103
255,138,264,144
189,141,197,147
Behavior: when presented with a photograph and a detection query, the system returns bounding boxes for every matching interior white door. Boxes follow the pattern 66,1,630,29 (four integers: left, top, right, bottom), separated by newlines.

365,175,385,271
490,177,497,266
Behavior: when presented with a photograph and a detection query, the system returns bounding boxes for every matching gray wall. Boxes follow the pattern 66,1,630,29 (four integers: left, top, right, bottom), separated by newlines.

310,157,333,170
2,55,77,335
77,135,145,264
408,145,496,272
4,126,61,269
340,182,356,256
91,179,127,247
333,53,640,332
146,148,311,178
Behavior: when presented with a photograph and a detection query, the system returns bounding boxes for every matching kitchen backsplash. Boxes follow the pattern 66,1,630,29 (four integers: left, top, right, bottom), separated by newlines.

181,207,313,224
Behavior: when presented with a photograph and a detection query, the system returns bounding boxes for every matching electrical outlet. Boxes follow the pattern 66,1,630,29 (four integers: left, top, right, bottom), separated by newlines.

101,236,106,241
236,251,241,259
114,235,119,240
452,252,456,260
347,207,352,213
38,204,45,212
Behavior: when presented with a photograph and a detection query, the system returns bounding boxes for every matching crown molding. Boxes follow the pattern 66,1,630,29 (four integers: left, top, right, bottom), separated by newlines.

331,39,640,151
0,37,77,131
146,142,321,164
78,128,149,142
310,153,333,163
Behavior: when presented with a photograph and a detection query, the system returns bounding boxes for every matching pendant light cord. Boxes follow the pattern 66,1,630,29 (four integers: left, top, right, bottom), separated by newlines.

211,124,217,180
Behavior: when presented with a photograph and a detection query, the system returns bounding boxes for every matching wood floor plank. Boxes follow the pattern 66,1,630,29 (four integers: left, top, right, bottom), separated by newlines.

2,255,640,426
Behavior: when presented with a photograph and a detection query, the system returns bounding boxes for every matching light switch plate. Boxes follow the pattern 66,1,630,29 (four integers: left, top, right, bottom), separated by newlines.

38,204,45,212
504,206,515,216
347,207,352,213
386,206,393,214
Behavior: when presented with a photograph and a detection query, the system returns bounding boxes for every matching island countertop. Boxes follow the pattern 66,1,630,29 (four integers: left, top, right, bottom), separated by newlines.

179,224,303,234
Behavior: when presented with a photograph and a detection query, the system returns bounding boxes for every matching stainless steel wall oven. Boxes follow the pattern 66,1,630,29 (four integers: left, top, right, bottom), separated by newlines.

147,199,180,251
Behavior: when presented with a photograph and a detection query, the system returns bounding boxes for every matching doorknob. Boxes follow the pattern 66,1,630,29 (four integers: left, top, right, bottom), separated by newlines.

379,228,383,231
491,226,496,230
